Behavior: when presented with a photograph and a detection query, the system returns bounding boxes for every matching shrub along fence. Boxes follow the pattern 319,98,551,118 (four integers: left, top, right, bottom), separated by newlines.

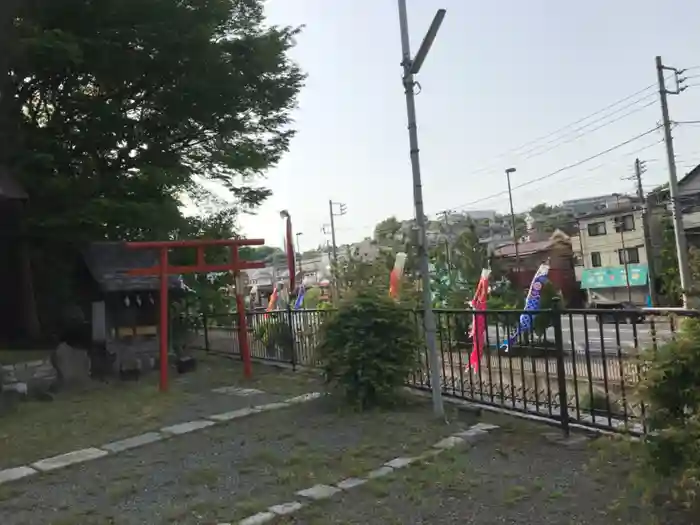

196,304,698,436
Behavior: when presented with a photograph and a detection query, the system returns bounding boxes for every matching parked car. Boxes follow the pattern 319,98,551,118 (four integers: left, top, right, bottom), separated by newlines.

592,300,646,324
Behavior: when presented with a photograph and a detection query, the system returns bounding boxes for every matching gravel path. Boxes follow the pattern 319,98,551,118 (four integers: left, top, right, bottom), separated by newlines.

1,396,472,525
278,414,694,525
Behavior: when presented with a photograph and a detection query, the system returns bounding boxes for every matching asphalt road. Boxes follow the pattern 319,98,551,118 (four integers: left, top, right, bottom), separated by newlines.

484,314,675,353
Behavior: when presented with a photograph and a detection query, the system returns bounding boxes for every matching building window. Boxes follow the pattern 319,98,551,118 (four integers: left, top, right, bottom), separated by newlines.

618,247,640,264
591,252,602,267
614,214,635,232
587,221,606,236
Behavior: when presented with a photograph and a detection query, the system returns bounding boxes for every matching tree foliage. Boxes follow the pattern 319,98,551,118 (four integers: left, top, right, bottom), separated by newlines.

9,0,304,241
373,216,403,242
528,203,576,236
658,216,700,304
431,222,488,291
334,248,420,307
2,0,304,337
629,317,700,509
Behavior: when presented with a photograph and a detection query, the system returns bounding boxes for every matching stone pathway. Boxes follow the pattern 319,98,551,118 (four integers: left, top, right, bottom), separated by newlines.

0,391,474,525
0,389,321,486
224,423,500,525
269,413,695,525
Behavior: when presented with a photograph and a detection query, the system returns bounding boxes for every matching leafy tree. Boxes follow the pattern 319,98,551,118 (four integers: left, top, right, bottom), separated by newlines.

11,0,303,241
531,281,560,341
4,0,304,336
494,212,527,239
529,203,576,235
373,216,403,242
431,222,488,293
335,248,420,307
171,208,239,319
302,286,322,308
239,245,285,262
658,216,700,304
632,317,700,508
372,216,420,278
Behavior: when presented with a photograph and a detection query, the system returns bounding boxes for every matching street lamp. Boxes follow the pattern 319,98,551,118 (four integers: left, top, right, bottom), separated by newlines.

505,167,521,282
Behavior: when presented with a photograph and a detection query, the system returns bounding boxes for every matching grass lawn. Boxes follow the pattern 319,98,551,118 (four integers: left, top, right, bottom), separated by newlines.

0,352,321,469
0,349,52,365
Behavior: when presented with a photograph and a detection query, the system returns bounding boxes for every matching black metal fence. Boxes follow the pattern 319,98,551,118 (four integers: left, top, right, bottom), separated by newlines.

195,305,698,435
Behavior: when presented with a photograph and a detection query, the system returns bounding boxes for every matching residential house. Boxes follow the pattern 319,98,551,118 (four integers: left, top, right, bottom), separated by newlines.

478,232,513,256
663,163,700,246
492,230,578,303
341,238,381,262
562,194,634,216
574,200,661,305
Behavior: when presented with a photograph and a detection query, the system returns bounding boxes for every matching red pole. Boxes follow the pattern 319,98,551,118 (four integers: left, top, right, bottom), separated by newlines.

236,291,252,379
159,247,169,392
285,217,295,291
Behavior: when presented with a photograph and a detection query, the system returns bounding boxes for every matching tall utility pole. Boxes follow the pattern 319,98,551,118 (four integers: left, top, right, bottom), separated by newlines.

397,0,446,418
438,210,454,286
505,168,521,281
656,55,692,307
634,158,659,306
614,195,633,303
328,200,346,265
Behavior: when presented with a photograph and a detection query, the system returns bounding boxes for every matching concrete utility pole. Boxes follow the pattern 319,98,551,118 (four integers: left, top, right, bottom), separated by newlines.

614,194,633,303
397,0,446,418
328,200,346,265
634,158,659,306
505,168,521,281
656,55,692,307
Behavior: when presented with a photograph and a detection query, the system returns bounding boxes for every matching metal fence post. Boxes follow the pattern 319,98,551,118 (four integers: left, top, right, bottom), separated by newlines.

552,297,570,436
286,304,297,371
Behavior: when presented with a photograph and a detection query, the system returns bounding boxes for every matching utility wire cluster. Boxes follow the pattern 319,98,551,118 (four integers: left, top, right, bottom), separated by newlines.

338,65,700,242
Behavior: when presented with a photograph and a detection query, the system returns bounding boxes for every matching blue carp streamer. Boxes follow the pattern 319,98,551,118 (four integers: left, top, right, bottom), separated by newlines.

500,263,550,351
294,284,306,310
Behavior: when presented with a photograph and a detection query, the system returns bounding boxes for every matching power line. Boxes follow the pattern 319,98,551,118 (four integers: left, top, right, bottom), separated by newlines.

461,82,660,176
343,137,668,238
448,126,662,211
519,99,656,162
515,138,665,197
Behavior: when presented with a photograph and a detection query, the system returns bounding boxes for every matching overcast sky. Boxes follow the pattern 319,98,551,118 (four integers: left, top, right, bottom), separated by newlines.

232,0,700,251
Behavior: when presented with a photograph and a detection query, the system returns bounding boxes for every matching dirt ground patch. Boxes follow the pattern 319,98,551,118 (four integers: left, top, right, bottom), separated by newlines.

1,352,321,469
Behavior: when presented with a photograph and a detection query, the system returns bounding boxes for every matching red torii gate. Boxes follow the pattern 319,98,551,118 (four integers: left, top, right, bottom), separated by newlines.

126,238,265,391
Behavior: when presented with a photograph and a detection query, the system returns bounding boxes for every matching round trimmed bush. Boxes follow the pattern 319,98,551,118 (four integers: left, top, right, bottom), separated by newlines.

317,287,421,410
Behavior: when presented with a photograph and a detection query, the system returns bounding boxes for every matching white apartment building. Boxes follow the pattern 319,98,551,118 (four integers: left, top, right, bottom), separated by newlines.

574,203,660,305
